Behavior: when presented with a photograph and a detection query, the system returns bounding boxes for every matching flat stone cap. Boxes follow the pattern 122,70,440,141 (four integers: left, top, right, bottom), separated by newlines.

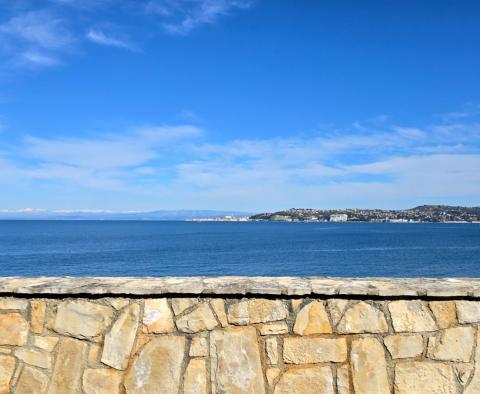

1,277,480,298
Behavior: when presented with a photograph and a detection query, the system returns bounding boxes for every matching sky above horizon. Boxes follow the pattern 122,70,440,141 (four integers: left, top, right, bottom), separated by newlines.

0,0,480,212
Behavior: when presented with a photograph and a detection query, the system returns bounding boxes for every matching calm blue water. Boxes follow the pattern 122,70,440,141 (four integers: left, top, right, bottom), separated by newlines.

0,221,479,277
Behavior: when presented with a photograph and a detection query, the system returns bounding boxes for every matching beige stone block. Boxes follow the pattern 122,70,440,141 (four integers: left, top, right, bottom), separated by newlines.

388,300,437,332
0,355,15,394
210,299,228,327
0,349,10,355
124,336,186,393
83,368,123,394
0,312,29,346
108,298,130,310
266,367,280,387
259,321,289,335
51,300,114,339
190,336,208,357
456,364,474,385
394,361,458,394
466,327,480,393
350,337,389,394
227,299,288,325
14,348,52,369
291,299,303,311
274,366,334,394
210,326,265,394
31,300,46,334
48,337,88,394
0,298,28,310
293,301,332,335
184,359,207,394
176,303,219,333
384,335,424,359
429,301,457,329
15,366,49,394
427,326,475,362
456,301,480,324
283,337,347,364
337,365,350,394
143,298,174,334
171,298,196,315
102,303,140,370
33,336,59,352
88,344,101,366
337,301,388,334
266,337,278,365
326,299,348,326
131,332,150,356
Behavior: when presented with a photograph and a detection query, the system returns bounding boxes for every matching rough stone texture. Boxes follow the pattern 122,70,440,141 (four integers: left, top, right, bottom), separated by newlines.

108,298,130,310
176,303,219,333
82,368,123,394
350,337,390,394
210,326,265,394
389,300,437,332
265,337,278,365
209,299,228,327
51,300,114,339
466,328,480,393
14,348,52,369
291,299,303,311
228,299,288,325
456,301,480,324
274,366,334,394
283,337,347,364
266,367,280,387
384,334,424,359
142,298,174,334
124,336,185,394
337,365,350,394
0,312,29,346
429,301,457,329
326,299,349,326
48,337,88,394
184,359,207,394
190,336,208,357
15,366,49,394
259,321,289,335
0,298,28,310
171,298,196,315
427,326,475,362
394,361,459,394
293,301,332,335
31,300,46,334
34,336,59,352
102,303,140,370
0,355,15,394
337,301,388,334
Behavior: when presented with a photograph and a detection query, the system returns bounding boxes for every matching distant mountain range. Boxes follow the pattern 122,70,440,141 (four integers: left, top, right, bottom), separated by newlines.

0,209,254,220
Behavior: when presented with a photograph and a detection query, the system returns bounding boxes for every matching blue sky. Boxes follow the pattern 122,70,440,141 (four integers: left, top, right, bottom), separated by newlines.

0,0,479,211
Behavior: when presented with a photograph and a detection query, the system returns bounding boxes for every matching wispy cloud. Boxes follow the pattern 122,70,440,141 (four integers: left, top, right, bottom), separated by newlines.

146,0,254,35
86,28,138,52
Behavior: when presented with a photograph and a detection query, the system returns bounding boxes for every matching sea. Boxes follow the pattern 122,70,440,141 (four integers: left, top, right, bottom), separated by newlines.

0,221,479,277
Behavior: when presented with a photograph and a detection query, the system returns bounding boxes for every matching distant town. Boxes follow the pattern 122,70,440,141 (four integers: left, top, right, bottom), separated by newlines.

187,205,480,223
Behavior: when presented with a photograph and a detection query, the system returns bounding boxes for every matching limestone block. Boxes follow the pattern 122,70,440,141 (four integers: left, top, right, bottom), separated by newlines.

83,368,123,394
456,301,480,323
102,303,140,370
15,366,49,394
350,337,390,394
88,344,101,366
429,301,456,329
337,301,388,334
14,348,52,369
210,299,228,327
0,355,15,394
384,335,424,359
176,303,219,333
293,301,332,335
143,299,174,334
0,298,28,310
394,362,458,394
108,298,130,310
0,312,29,346
210,326,265,394
337,365,350,394
274,366,334,394
266,337,278,365
466,327,480,393
291,299,303,311
190,336,208,357
259,321,289,335
51,300,114,339
33,336,59,352
48,337,88,394
227,299,288,325
388,300,437,332
427,326,475,362
326,299,348,326
124,336,186,394
184,359,207,394
266,367,280,387
31,300,46,334
283,337,347,364
171,298,196,315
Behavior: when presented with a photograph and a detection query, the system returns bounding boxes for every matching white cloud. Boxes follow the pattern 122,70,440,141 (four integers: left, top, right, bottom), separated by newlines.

86,29,138,52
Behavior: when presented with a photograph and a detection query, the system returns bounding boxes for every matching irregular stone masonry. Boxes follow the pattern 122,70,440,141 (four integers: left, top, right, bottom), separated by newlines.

1,278,480,393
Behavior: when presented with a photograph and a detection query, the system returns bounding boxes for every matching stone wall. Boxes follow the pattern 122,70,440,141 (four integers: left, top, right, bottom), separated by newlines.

1,277,480,393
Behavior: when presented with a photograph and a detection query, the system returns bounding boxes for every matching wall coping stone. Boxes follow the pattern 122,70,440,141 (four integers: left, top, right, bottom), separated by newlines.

1,276,480,298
